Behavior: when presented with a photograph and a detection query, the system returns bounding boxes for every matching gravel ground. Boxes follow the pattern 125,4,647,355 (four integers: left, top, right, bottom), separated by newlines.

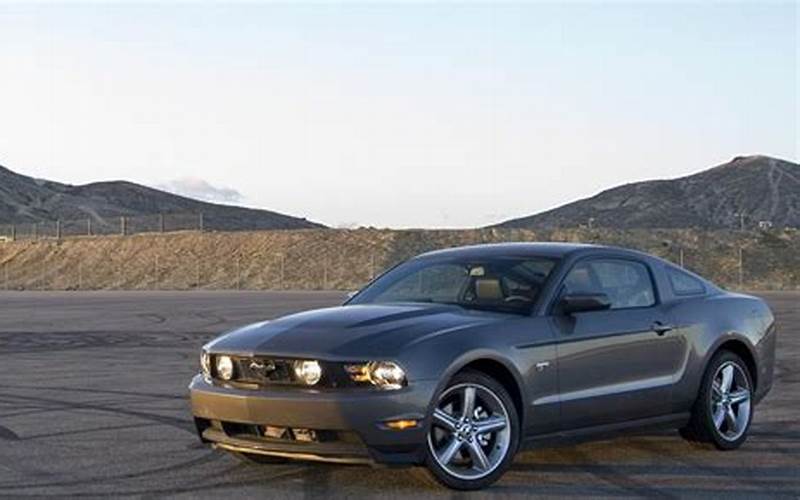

0,290,797,498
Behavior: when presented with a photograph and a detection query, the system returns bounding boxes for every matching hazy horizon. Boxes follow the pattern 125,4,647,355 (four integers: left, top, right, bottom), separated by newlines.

1,2,796,228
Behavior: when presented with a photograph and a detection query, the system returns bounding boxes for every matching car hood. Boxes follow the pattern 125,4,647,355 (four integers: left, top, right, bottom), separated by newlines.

205,303,507,359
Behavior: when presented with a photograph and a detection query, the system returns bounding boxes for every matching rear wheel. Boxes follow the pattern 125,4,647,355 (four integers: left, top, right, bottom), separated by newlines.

680,351,753,450
422,370,519,490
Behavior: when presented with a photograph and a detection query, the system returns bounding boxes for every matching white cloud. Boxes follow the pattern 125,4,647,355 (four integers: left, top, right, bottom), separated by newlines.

156,177,244,204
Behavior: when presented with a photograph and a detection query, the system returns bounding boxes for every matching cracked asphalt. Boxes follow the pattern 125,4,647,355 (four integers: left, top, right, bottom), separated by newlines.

0,290,797,498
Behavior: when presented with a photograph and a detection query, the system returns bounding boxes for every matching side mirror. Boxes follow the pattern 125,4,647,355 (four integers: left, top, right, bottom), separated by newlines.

559,292,611,315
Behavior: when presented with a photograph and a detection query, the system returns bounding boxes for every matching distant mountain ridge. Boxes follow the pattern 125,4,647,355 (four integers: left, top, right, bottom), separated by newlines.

0,164,323,230
495,155,800,230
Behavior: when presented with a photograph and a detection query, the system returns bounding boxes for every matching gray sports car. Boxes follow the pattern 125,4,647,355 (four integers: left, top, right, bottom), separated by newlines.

189,243,776,490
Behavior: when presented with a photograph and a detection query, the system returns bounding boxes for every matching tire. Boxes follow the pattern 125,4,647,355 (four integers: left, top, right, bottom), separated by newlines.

422,369,520,490
231,451,288,464
680,350,754,450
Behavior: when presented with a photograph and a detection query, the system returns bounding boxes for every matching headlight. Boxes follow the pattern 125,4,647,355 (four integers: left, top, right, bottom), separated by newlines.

293,360,322,386
200,350,211,378
216,355,234,381
345,361,406,390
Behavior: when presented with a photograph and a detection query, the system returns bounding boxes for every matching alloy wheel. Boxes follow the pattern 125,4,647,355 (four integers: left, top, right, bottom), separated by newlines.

427,382,511,481
710,361,752,442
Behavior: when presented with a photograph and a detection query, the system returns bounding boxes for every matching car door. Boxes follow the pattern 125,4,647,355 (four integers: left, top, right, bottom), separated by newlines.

552,257,684,430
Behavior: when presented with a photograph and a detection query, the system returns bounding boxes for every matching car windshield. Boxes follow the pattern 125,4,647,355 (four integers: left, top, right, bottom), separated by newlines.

350,255,559,314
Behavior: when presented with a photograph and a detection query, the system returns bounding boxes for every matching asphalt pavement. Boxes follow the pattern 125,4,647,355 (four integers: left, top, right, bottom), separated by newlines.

0,290,797,498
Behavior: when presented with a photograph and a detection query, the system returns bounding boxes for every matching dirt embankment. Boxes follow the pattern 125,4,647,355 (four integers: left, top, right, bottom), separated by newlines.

0,228,797,291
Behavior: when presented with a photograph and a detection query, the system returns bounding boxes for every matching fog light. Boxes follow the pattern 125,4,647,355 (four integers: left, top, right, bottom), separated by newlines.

216,355,234,381
292,428,317,442
293,360,322,386
385,419,419,430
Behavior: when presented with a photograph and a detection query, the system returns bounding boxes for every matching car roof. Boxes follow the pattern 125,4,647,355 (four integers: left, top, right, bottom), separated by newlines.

415,242,608,260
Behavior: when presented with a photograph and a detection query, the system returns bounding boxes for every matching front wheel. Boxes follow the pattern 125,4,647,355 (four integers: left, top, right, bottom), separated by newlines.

422,370,520,490
680,351,754,450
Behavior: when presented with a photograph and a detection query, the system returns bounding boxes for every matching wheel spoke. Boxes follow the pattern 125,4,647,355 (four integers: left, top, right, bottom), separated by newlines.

475,415,507,435
437,437,463,465
462,386,476,419
729,389,750,405
713,406,725,429
712,381,723,400
725,407,738,433
720,365,734,394
432,408,459,432
466,440,490,471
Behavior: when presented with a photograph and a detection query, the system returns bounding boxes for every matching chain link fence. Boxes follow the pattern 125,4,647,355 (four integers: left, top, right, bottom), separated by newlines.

0,227,797,291
0,213,205,241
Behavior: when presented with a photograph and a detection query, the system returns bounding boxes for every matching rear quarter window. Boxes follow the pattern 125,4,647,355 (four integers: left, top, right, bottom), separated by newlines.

667,267,706,296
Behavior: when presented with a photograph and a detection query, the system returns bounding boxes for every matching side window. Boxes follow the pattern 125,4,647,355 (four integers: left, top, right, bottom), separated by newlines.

563,259,656,309
667,267,706,296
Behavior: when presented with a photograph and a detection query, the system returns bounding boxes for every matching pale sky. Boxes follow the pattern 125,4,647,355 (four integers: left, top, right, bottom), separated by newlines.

0,2,797,228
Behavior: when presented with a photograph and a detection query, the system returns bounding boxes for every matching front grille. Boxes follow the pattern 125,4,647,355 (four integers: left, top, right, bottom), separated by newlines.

233,357,296,385
210,355,354,388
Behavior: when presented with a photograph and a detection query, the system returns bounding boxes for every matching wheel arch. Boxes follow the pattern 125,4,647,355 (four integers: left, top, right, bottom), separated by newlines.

430,351,527,426
708,336,759,392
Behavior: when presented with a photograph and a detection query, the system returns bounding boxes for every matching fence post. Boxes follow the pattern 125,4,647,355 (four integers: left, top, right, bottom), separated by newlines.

280,254,285,289
196,258,201,289
154,255,159,289
738,247,744,289
236,257,242,290
78,260,82,290
679,248,684,268
370,253,375,279
56,220,62,241
87,218,92,236
323,257,328,290
33,222,38,240
159,213,165,233
199,212,204,232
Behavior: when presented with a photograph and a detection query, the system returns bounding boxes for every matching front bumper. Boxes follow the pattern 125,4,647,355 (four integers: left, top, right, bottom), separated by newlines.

189,374,438,465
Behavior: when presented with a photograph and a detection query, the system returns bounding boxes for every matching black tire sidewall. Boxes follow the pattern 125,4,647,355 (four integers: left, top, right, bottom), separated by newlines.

423,369,520,490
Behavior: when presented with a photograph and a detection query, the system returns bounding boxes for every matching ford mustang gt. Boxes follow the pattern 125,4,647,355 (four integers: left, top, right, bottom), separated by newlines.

189,243,776,490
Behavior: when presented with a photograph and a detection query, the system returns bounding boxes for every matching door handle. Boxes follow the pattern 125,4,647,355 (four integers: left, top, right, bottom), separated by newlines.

651,321,674,336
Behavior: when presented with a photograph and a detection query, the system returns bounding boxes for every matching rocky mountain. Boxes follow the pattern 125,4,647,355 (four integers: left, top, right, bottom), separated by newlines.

496,155,800,230
0,164,323,230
